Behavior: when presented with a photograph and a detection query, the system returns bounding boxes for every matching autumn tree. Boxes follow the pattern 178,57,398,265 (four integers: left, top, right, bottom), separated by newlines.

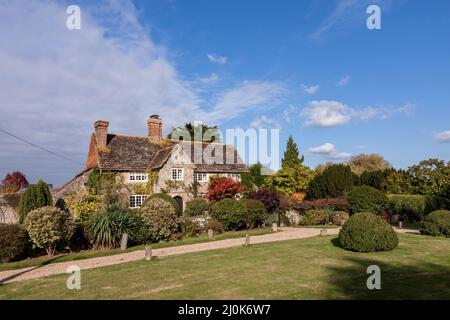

1,171,29,193
264,166,315,196
207,177,244,203
347,154,391,175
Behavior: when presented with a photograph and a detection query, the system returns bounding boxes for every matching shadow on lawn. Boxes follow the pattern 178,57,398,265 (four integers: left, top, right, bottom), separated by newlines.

326,240,450,299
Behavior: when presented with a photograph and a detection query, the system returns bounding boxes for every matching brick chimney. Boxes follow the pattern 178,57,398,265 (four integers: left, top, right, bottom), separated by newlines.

147,115,162,142
94,120,109,149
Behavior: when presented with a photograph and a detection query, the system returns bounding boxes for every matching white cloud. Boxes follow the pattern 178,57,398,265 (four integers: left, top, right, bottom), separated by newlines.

301,100,413,127
207,53,228,64
301,84,320,94
198,73,219,84
250,115,279,129
434,131,450,143
308,143,352,160
337,75,350,86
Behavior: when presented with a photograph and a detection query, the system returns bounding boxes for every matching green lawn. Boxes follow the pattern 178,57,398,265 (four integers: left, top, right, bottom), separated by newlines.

1,233,449,299
0,228,272,272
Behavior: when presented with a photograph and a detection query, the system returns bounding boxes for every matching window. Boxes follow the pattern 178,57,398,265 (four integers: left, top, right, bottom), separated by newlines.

129,195,148,208
171,168,184,181
194,173,208,182
129,172,148,182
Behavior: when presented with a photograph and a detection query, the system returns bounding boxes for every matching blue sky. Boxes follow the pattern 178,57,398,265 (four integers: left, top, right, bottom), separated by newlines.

0,0,449,186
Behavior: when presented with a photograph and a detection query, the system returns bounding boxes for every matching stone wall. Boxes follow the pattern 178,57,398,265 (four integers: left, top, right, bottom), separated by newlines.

0,193,21,224
51,170,90,204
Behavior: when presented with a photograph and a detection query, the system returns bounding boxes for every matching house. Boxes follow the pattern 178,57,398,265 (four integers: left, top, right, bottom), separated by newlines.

53,115,247,212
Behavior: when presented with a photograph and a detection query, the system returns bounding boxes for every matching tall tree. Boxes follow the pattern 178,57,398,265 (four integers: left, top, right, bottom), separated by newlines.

1,171,29,193
241,162,267,191
281,136,304,169
167,123,221,142
347,154,391,175
306,164,354,199
18,179,53,223
407,159,450,198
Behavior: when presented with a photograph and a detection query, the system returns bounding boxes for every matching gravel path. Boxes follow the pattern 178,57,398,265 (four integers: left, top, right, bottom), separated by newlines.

0,227,339,284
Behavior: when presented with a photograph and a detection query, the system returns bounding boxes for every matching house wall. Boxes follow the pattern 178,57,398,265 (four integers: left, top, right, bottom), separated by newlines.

0,193,21,224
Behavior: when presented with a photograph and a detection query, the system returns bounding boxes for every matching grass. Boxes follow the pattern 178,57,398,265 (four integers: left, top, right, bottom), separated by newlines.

1,233,449,299
0,228,272,272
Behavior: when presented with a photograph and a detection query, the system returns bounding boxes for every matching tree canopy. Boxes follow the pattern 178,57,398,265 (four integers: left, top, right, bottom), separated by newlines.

1,171,29,193
167,123,221,142
347,154,391,175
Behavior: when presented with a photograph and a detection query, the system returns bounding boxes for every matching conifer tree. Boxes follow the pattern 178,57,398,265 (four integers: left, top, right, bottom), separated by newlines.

18,179,53,223
281,135,304,169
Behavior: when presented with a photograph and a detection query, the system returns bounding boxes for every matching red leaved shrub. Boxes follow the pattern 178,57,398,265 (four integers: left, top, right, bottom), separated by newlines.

207,177,244,204
292,198,350,212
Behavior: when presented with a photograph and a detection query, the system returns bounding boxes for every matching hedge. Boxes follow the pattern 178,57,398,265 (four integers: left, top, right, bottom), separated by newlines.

0,224,31,263
420,210,450,237
387,194,450,222
347,186,387,214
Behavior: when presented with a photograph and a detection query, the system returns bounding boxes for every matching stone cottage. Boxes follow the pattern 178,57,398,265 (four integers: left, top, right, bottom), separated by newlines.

53,115,248,212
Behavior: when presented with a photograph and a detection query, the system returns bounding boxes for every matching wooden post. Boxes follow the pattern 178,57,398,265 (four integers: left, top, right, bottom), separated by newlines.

120,233,128,251
207,229,213,240
245,234,250,246
145,246,152,261
272,223,278,232
399,221,403,229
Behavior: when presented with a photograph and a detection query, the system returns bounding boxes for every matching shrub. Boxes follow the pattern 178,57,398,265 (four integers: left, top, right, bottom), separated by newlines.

143,193,180,216
140,197,179,242
180,217,203,237
332,211,349,226
184,198,209,217
207,177,244,204
292,198,349,212
65,190,101,222
210,199,246,230
247,188,280,213
306,164,354,199
129,213,151,246
347,186,388,214
68,222,92,251
18,179,52,223
0,224,31,262
338,212,399,252
25,206,75,256
386,194,449,222
241,199,268,229
205,219,223,234
299,209,330,225
420,210,450,237
88,204,136,249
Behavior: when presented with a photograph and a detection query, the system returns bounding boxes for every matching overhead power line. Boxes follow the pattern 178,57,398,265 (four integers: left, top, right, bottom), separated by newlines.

0,128,84,166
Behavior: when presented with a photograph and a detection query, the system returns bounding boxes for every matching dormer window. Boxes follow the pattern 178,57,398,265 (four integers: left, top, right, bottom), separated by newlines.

171,168,184,181
129,172,148,182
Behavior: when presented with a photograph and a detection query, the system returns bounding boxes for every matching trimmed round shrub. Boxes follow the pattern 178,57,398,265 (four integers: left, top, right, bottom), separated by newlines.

338,212,399,252
332,211,349,226
25,206,75,256
184,198,209,217
139,197,179,242
347,186,388,214
299,209,330,225
144,193,180,216
88,204,136,249
241,199,268,229
420,210,450,237
210,199,246,230
0,224,31,262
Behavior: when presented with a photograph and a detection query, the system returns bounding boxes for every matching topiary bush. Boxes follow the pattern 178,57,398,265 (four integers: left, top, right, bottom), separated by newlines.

347,186,388,214
338,212,399,252
0,224,31,262
241,199,268,229
139,197,179,242
332,211,349,226
299,209,330,225
420,210,450,237
184,198,209,217
143,193,180,216
25,206,75,256
210,199,246,230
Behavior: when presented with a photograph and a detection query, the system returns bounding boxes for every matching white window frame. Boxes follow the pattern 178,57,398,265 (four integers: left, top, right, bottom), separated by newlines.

129,172,148,182
129,195,148,209
194,172,208,182
171,168,184,181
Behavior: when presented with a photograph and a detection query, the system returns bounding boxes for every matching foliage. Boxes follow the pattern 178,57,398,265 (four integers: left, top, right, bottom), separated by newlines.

241,162,266,191
420,210,450,237
385,169,413,194
65,190,101,222
281,135,304,169
210,199,246,231
144,193,181,216
184,198,209,217
292,198,350,212
68,222,92,251
88,204,136,249
407,159,450,198
205,219,223,234
0,224,31,262
299,209,330,225
331,211,349,226
347,154,391,175
180,217,204,237
18,179,52,223
246,187,280,214
387,194,449,222
128,212,150,246
338,212,399,252
167,122,221,142
306,164,354,199
207,177,244,204
139,197,179,242
357,170,388,191
1,171,29,193
264,165,315,195
100,172,127,209
241,199,268,229
85,166,102,194
347,186,388,214
25,206,75,256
